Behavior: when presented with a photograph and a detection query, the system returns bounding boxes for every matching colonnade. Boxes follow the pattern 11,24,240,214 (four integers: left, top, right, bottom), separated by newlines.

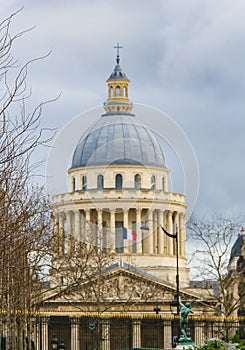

35,316,173,350
53,208,186,257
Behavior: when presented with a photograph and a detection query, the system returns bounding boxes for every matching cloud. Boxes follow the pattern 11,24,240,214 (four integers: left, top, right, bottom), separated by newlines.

2,0,245,219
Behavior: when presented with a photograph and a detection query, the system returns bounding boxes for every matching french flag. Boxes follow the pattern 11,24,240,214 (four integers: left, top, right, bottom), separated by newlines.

123,227,137,241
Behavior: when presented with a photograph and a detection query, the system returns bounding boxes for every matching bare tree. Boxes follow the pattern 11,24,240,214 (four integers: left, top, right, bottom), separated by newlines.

0,9,55,349
187,215,243,318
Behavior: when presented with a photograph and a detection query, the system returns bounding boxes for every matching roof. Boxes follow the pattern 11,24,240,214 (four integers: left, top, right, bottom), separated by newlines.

230,233,245,262
71,112,166,169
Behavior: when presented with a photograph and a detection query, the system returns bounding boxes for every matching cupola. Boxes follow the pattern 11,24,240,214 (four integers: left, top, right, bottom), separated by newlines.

104,43,133,113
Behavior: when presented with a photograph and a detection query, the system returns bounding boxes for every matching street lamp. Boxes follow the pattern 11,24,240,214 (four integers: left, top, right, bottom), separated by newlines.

153,303,161,314
140,221,180,315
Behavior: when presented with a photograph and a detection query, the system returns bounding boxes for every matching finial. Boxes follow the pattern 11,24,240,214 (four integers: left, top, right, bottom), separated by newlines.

114,42,123,64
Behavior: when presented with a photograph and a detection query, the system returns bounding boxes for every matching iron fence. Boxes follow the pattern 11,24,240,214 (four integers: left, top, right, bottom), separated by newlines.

47,315,245,350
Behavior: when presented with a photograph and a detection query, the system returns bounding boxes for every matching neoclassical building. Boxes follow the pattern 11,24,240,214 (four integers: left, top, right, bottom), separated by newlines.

39,49,214,350
51,50,189,287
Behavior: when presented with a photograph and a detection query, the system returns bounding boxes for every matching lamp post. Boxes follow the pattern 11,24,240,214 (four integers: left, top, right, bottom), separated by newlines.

141,221,180,315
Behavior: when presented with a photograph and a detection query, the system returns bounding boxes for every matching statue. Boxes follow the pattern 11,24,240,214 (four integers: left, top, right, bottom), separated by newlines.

179,297,193,342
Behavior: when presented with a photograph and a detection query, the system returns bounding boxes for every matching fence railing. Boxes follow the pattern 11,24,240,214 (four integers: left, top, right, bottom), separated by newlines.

46,314,245,350
0,313,244,349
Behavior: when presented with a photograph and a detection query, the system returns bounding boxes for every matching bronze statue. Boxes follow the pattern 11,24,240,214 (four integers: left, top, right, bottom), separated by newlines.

179,297,193,342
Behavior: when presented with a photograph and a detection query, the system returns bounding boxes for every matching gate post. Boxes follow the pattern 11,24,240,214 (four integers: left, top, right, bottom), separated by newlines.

101,319,110,350
70,317,80,350
164,319,172,349
132,319,141,348
41,316,49,350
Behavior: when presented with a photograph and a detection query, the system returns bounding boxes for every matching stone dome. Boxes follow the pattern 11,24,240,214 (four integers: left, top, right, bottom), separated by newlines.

71,112,166,169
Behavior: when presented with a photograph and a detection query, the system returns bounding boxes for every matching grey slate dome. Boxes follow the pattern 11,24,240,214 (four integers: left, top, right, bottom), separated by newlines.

71,113,166,169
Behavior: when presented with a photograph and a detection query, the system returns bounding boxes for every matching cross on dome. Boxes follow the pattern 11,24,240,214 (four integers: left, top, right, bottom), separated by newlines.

114,43,123,64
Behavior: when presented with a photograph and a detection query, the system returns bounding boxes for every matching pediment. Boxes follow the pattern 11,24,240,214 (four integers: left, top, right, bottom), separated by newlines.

43,262,200,307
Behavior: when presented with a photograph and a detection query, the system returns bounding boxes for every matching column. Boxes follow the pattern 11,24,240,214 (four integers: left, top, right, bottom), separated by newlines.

163,320,172,349
147,210,153,254
132,319,141,348
97,209,103,249
173,212,179,255
41,317,49,350
35,317,40,350
52,213,59,256
101,319,110,350
123,210,129,253
59,213,65,253
85,209,91,244
158,210,164,254
66,210,73,253
81,210,86,242
70,317,80,350
153,210,158,253
74,210,81,241
194,321,204,346
179,213,184,257
110,210,115,250
136,209,142,253
167,211,173,255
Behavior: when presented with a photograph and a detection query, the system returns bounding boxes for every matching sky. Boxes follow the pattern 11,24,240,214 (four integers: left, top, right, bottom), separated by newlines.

2,0,245,221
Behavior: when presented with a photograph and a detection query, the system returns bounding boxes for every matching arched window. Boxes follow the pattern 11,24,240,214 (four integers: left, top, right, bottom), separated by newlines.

115,174,123,189
110,86,113,97
151,175,156,190
116,86,120,96
134,174,141,189
97,174,104,189
123,86,127,97
72,177,76,192
162,177,165,191
82,175,87,190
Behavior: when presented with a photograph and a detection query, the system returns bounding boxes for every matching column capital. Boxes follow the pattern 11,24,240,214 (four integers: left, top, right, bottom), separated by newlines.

70,316,80,325
40,316,50,325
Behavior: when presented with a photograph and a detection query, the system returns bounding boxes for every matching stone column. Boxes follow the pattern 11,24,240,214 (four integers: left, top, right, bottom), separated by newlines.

179,213,184,257
34,317,41,350
101,319,110,350
70,317,80,350
173,212,179,256
153,210,158,253
97,209,103,249
85,209,91,244
110,210,115,250
52,213,59,257
136,208,142,253
167,211,173,255
123,210,129,253
132,319,141,348
74,210,81,241
163,320,172,349
40,316,49,350
59,213,65,253
194,321,204,346
147,210,154,254
159,210,164,254
66,210,72,252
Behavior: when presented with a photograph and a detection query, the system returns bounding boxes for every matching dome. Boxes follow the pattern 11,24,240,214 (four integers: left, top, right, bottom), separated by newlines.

71,112,166,169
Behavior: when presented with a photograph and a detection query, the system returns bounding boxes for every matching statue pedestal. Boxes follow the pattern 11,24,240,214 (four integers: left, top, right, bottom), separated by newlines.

176,338,196,350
